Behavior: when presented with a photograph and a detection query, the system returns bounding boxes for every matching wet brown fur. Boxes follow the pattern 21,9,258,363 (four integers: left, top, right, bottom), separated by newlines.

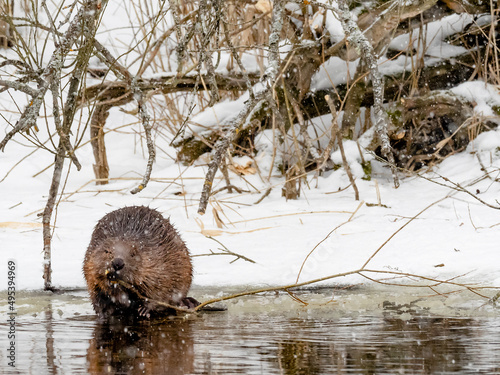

83,206,196,319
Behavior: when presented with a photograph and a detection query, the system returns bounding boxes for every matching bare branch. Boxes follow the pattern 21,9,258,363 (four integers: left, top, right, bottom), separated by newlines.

197,95,266,214
0,79,39,96
197,0,286,214
81,72,260,106
93,40,133,82
130,79,156,194
264,0,285,84
193,236,256,264
38,0,106,290
361,196,447,270
197,0,220,106
0,0,106,152
325,94,359,201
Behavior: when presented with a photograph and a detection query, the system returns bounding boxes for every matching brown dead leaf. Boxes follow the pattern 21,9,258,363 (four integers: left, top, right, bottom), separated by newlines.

228,159,257,175
195,217,223,236
201,229,224,236
0,222,42,229
255,0,272,14
391,130,406,140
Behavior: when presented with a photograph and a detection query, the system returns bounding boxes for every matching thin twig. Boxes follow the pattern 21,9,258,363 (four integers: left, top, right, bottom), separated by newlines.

130,78,156,194
196,236,256,264
254,187,272,204
370,151,500,210
325,94,359,200
296,200,364,283
361,196,447,270
220,156,233,193
211,184,248,196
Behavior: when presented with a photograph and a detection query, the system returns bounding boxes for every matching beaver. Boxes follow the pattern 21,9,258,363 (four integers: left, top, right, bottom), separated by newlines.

83,206,198,319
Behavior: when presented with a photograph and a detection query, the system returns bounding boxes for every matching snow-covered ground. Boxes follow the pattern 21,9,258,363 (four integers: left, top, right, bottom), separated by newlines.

2,107,500,295
1,1,500,302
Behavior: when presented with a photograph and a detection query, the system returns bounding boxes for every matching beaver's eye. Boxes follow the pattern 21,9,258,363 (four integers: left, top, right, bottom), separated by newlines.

104,249,110,254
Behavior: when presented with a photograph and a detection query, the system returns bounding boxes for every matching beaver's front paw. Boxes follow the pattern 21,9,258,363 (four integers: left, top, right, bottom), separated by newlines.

180,296,200,309
137,300,158,318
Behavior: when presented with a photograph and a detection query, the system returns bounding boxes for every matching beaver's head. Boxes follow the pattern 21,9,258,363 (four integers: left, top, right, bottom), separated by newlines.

90,238,143,288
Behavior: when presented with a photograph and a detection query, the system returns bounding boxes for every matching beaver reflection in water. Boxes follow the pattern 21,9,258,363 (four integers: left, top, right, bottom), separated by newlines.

83,206,198,319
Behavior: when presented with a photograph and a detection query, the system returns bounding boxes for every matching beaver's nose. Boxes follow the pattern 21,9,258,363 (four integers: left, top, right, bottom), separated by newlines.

112,258,125,271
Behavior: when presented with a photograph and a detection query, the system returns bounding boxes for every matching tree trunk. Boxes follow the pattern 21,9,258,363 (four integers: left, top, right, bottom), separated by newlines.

90,104,111,185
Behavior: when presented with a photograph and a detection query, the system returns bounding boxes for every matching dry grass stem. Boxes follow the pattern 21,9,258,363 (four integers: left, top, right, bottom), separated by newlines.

295,200,365,283
361,196,447,270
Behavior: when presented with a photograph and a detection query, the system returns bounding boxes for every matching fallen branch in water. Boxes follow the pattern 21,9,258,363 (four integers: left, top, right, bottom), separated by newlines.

197,268,496,312
114,261,497,314
113,279,193,314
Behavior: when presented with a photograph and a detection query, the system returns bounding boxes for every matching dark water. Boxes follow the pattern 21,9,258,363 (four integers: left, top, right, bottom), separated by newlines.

1,288,500,374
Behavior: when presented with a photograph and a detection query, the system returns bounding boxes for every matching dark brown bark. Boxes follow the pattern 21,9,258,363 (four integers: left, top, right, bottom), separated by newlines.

81,73,260,107
90,104,111,185
341,62,368,139
386,91,477,170
326,94,359,200
442,0,494,13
